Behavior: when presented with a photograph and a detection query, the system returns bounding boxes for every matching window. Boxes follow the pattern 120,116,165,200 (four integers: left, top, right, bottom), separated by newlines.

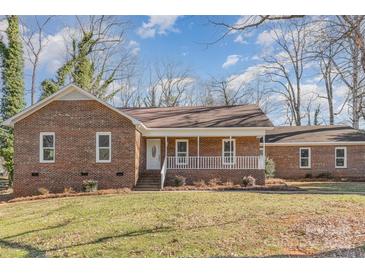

176,139,188,165
40,132,55,163
96,132,111,163
299,147,311,168
335,147,347,168
222,139,236,164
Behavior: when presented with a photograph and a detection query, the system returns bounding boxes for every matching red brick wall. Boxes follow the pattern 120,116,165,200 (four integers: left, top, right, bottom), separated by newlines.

13,100,138,197
165,136,259,157
266,145,365,179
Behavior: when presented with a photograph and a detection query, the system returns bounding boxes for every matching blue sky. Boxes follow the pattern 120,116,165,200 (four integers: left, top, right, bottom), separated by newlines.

15,15,267,93
0,16,352,126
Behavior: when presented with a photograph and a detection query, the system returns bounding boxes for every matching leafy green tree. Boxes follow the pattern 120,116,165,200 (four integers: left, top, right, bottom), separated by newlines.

0,15,25,182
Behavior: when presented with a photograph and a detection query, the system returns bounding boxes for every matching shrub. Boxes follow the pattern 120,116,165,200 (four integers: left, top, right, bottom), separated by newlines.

37,187,49,195
173,175,186,187
265,157,276,178
82,180,98,192
241,176,256,187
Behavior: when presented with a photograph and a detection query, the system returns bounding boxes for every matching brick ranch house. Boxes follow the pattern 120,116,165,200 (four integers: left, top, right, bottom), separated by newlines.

3,84,365,196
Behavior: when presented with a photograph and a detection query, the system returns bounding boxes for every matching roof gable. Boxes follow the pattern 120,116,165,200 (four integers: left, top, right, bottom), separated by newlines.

2,84,141,127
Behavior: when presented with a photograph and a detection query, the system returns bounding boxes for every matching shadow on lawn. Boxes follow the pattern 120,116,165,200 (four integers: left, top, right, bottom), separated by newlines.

1,214,249,257
2,218,365,257
0,220,72,257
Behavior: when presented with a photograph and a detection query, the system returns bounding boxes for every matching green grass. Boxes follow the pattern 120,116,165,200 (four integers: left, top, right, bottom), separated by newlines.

1,192,365,257
287,181,365,193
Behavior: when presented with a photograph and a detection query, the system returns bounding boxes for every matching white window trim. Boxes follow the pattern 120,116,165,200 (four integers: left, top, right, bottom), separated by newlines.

299,147,311,169
335,147,347,168
222,138,236,165
96,132,111,163
40,132,55,163
175,139,189,165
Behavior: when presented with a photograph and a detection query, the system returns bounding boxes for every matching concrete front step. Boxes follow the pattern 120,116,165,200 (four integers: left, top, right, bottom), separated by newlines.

135,172,162,191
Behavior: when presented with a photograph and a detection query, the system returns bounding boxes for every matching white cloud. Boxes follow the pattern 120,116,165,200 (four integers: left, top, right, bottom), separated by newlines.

38,27,79,72
234,34,247,44
227,64,265,90
137,16,180,39
0,19,9,43
256,29,279,47
128,40,140,56
222,55,241,69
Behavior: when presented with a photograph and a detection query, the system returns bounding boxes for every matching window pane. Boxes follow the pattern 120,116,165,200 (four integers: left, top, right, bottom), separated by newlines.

336,149,345,158
43,135,54,148
336,158,344,167
301,149,309,158
99,148,110,160
224,141,233,152
177,141,187,153
43,149,54,161
301,159,309,167
99,135,110,147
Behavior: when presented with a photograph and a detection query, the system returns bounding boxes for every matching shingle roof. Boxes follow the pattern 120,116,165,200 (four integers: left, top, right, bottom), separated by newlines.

266,125,365,143
120,104,273,128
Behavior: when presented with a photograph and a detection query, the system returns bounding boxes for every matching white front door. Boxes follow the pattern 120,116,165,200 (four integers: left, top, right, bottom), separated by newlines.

146,139,161,170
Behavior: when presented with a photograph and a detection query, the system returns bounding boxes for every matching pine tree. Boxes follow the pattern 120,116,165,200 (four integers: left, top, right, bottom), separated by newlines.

0,16,25,182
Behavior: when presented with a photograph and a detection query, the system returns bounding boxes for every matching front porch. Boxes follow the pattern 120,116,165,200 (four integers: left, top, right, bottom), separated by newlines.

137,133,267,190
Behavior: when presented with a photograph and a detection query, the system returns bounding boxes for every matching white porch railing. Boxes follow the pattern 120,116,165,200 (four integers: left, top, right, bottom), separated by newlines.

167,156,264,170
160,157,167,189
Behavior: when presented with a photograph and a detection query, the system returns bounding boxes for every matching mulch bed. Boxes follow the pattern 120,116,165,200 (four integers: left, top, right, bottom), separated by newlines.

1,188,130,204
163,183,302,192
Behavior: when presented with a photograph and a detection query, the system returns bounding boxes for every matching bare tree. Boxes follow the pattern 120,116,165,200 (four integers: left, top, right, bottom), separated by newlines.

144,62,195,107
206,75,250,106
262,20,311,125
21,16,53,105
211,15,365,74
310,29,342,125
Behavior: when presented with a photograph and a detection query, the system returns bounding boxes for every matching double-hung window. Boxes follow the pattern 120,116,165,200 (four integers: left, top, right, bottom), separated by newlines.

96,132,111,163
176,140,188,165
40,132,55,163
335,147,347,168
299,147,311,168
222,139,235,165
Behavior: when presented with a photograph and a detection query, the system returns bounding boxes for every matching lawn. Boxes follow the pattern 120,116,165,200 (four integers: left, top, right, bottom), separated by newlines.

286,181,365,193
0,192,365,258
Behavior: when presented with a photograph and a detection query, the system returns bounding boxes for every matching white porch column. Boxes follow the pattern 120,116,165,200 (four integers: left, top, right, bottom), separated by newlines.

165,136,167,160
197,136,200,169
261,135,266,169
229,136,232,169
